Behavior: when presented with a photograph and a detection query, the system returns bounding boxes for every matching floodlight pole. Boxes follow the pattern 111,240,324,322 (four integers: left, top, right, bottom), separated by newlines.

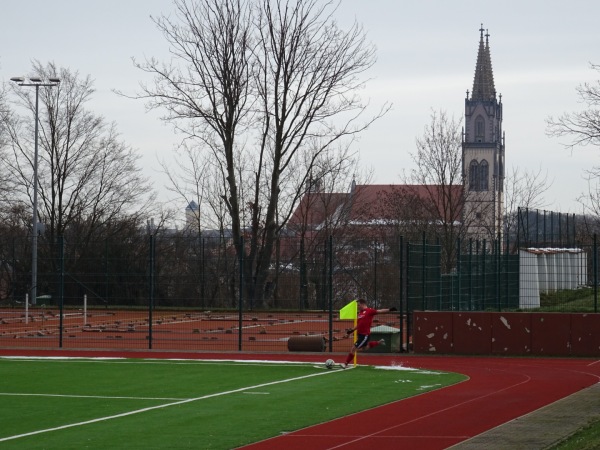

10,76,60,305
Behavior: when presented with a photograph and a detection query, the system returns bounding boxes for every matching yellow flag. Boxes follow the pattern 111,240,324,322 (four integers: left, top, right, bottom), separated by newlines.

339,300,357,320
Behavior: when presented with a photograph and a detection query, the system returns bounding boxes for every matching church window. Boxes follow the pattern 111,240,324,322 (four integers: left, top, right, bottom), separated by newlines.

469,159,479,191
480,159,489,190
475,115,485,142
469,159,489,191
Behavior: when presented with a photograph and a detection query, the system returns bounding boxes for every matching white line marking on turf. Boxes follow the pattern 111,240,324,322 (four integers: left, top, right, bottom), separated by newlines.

0,356,320,367
0,368,336,443
0,392,184,401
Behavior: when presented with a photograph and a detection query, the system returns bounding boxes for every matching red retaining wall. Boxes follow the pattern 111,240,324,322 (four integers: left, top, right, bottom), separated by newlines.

413,311,600,356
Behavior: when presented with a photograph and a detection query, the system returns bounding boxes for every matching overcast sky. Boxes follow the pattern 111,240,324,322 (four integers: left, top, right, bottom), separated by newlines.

1,0,599,216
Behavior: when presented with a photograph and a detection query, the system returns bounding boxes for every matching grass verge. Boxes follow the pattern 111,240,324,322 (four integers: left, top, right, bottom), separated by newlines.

550,418,600,450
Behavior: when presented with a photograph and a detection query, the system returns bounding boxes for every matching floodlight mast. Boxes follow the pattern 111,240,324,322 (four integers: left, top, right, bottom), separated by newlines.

10,76,60,305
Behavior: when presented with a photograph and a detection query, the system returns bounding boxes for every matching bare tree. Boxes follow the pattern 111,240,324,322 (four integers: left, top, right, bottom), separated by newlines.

135,0,386,307
503,165,552,241
547,63,600,149
563,167,600,222
379,185,440,242
572,167,600,238
0,85,14,214
286,156,373,308
547,63,600,217
2,61,154,247
401,110,466,271
0,85,7,147
159,144,210,232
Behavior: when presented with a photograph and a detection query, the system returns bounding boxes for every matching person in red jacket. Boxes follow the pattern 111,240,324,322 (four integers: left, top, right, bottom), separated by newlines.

341,298,397,369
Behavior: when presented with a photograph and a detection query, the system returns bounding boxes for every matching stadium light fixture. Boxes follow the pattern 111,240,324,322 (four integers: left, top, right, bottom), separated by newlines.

11,76,60,305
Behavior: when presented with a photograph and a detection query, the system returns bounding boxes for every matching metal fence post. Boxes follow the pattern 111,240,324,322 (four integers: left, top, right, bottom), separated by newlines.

406,242,412,351
201,236,205,309
104,239,108,306
421,233,426,310
496,237,500,312
468,239,473,311
557,211,562,243
436,236,442,310
374,241,378,308
148,234,155,350
399,236,404,352
58,236,65,348
480,239,485,310
536,209,540,244
239,236,244,351
11,238,16,305
595,234,598,313
456,238,461,311
300,237,307,310
505,234,510,310
328,235,333,352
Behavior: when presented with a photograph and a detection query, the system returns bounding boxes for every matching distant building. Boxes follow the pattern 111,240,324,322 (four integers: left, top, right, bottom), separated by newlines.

288,25,504,242
287,183,462,238
463,25,505,240
185,201,200,232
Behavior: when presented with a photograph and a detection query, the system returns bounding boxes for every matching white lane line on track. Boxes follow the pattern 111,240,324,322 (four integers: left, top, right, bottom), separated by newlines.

322,374,532,450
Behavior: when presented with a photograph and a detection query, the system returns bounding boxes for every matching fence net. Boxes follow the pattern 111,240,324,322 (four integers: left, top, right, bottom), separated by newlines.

0,232,597,352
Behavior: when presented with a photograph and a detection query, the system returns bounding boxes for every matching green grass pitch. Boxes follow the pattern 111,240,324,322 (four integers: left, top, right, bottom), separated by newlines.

0,357,466,449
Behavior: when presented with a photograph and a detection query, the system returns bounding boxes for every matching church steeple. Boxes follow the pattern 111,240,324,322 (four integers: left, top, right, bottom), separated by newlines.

463,25,504,242
471,25,496,101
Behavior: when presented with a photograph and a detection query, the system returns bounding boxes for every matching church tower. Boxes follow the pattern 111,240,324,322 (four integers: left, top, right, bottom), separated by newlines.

185,200,200,232
462,25,504,241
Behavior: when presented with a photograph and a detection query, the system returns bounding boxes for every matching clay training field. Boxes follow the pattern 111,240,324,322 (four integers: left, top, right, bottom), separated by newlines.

0,307,405,352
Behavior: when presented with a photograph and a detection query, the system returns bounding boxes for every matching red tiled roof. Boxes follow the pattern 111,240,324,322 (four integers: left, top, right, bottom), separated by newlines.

288,184,464,229
288,192,348,228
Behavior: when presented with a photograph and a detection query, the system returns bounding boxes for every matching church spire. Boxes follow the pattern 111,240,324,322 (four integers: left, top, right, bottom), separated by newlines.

471,24,496,101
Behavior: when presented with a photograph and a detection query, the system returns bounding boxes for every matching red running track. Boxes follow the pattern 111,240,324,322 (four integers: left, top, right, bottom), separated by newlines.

1,349,598,449
241,354,600,450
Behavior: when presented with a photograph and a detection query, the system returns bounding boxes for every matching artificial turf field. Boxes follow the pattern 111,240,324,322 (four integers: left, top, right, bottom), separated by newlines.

0,357,465,449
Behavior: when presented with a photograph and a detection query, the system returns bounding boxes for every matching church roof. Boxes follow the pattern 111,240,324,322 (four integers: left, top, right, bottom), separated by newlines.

186,200,198,211
288,192,348,228
348,184,463,223
471,25,496,101
288,184,463,230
